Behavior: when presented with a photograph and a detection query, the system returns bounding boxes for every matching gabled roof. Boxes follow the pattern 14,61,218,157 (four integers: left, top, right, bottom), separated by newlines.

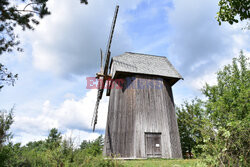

110,52,183,81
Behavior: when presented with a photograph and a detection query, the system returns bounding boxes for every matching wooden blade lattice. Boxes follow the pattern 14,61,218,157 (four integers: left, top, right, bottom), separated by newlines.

91,5,119,132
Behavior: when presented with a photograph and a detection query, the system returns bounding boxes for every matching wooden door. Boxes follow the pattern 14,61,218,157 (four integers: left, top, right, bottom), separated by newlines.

145,133,162,157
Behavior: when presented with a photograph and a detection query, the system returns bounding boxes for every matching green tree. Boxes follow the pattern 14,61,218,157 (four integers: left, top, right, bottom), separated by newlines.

80,135,104,156
80,140,89,150
0,108,14,147
46,128,62,149
202,51,249,126
217,0,250,25
177,99,204,158
198,51,250,166
0,108,19,167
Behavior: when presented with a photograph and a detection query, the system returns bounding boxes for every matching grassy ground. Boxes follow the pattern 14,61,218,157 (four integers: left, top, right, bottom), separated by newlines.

122,159,199,167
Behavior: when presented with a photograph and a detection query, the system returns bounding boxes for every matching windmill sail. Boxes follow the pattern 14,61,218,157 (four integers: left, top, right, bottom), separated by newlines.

92,5,119,132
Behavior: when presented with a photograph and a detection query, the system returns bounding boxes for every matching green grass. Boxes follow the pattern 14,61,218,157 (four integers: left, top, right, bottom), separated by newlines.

122,159,199,167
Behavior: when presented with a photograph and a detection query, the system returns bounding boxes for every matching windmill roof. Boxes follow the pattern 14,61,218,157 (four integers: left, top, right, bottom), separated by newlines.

110,52,183,82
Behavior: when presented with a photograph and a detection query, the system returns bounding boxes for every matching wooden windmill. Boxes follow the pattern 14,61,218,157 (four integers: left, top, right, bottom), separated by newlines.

92,5,183,159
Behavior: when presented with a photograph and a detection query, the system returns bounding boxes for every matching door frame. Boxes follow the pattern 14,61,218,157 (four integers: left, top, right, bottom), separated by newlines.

145,132,162,158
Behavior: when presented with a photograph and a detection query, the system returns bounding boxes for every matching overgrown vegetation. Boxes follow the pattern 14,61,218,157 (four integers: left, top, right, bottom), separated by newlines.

0,110,123,166
176,99,204,158
177,51,250,166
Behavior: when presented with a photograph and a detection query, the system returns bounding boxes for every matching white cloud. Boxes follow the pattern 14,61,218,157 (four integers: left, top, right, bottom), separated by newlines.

184,50,250,90
167,0,250,78
12,132,47,145
188,72,217,90
165,0,250,95
12,89,109,144
30,0,143,77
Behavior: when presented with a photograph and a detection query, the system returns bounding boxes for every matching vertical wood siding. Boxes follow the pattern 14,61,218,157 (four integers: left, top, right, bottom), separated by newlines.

103,75,182,159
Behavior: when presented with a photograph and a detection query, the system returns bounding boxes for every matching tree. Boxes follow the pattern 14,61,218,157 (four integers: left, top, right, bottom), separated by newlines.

80,135,104,156
80,140,89,150
46,128,62,149
0,63,18,90
0,0,50,54
0,108,16,167
217,0,250,25
177,51,249,165
202,51,249,126
0,0,88,90
176,99,204,158
198,51,250,166
0,108,14,147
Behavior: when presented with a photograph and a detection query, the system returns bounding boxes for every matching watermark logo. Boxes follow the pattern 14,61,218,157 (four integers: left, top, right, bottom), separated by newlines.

86,77,163,90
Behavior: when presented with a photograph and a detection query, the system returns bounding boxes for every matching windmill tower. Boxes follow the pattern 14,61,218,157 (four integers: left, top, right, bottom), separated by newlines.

92,5,183,159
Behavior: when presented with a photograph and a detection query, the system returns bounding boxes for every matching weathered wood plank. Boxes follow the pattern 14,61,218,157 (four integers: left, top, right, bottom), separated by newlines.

103,75,182,159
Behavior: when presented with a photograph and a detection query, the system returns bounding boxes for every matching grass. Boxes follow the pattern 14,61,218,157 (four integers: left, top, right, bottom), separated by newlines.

122,159,199,167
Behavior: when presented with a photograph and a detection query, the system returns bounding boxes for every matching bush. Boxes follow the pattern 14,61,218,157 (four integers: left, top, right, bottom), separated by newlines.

178,51,250,166
0,127,124,167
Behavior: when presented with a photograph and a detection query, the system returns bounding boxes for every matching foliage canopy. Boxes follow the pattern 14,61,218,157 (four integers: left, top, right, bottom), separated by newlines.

0,108,14,147
177,51,250,166
217,0,250,25
176,99,204,158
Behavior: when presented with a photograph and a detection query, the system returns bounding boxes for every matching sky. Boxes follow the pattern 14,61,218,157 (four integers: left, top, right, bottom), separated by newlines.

0,0,249,145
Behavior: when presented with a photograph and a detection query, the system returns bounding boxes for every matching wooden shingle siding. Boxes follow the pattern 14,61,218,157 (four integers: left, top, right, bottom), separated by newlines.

103,75,182,158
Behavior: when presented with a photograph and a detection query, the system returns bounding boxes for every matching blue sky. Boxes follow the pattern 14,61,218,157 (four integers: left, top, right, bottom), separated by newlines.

0,0,249,145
